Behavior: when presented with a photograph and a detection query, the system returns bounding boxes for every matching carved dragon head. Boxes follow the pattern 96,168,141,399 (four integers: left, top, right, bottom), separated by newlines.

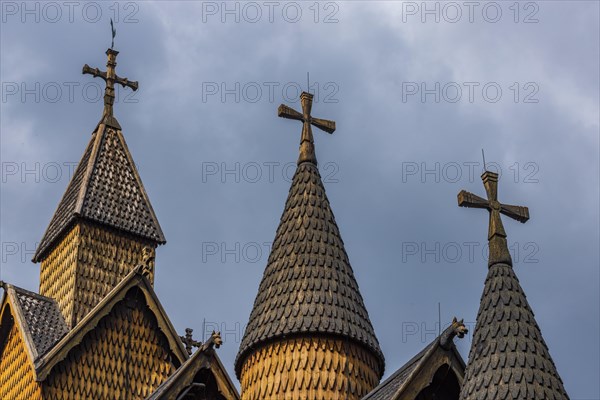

142,246,155,265
451,316,468,338
440,317,468,350
140,246,155,278
211,331,223,349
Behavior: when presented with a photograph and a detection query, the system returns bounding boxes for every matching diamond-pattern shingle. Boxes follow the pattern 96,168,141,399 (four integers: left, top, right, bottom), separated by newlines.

9,285,68,358
235,160,384,376
460,263,569,400
33,125,165,262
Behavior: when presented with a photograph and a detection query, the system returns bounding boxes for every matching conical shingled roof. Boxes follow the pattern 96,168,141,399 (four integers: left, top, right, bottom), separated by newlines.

460,262,570,399
33,124,165,262
459,172,569,399
235,156,384,377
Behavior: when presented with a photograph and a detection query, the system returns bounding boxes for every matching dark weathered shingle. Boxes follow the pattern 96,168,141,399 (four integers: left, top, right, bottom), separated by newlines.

458,173,569,400
460,262,570,399
235,160,384,376
7,284,68,358
363,342,433,400
33,125,165,261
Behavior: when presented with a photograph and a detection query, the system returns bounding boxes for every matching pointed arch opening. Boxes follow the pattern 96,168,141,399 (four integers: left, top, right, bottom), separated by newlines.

175,369,227,400
415,363,460,400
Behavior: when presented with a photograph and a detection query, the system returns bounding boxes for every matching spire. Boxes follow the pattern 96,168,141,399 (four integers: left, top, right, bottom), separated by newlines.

33,47,163,262
277,92,336,165
236,95,383,398
458,170,569,399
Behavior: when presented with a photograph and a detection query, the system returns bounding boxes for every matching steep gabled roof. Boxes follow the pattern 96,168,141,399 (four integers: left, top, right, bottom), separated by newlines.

33,123,165,262
0,282,68,362
33,265,187,380
146,333,240,400
363,321,466,400
235,96,384,376
363,343,433,400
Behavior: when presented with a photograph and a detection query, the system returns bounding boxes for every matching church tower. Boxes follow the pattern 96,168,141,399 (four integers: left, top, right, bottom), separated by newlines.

32,48,166,328
1,41,240,400
235,93,385,399
457,171,569,399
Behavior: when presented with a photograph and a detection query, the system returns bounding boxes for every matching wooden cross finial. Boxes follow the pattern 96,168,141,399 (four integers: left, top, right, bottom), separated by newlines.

180,328,202,355
82,48,138,129
458,170,529,267
278,92,336,165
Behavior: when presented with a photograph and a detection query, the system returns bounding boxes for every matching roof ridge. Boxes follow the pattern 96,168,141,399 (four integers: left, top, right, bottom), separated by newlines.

74,126,104,214
113,125,166,242
33,123,166,262
7,283,57,304
363,320,467,400
1,282,69,365
34,265,187,381
32,132,97,261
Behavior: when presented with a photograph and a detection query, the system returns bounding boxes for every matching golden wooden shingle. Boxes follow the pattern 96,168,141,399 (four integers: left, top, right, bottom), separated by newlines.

38,224,79,326
1,45,239,400
35,116,163,328
240,336,380,400
0,310,43,400
43,289,176,399
33,53,164,264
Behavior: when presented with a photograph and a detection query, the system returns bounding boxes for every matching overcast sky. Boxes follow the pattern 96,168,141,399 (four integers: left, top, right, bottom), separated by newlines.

1,1,598,397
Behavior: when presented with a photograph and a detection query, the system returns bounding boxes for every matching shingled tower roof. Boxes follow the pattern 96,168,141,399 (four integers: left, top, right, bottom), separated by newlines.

32,49,165,262
458,171,569,399
235,92,384,378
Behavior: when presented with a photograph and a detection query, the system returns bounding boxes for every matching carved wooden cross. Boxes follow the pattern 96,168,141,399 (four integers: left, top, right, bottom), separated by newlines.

83,48,138,127
180,328,202,355
458,171,529,266
278,92,336,165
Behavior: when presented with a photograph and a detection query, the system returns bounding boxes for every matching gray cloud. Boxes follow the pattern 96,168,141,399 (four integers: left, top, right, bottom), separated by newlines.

1,1,598,397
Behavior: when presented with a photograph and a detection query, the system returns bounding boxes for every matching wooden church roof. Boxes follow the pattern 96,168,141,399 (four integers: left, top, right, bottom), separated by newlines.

458,172,569,400
1,44,236,400
1,265,189,383
460,262,570,399
363,318,467,400
32,111,165,262
0,282,68,361
235,92,384,377
147,332,240,400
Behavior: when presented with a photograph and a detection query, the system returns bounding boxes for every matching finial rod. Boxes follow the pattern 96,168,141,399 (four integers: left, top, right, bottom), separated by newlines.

482,149,487,171
110,19,116,49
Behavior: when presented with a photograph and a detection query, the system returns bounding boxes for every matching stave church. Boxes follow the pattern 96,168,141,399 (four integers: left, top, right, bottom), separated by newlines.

0,40,570,399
